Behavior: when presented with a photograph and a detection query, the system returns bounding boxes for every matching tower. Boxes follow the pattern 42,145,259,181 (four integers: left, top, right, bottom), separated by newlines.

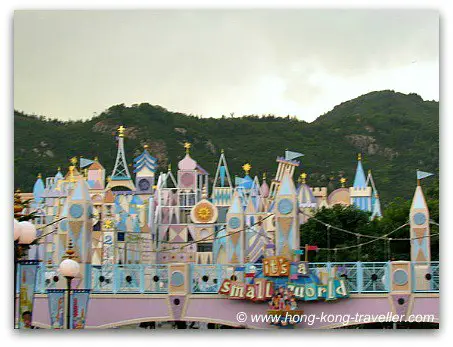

86,158,105,191
274,168,299,260
211,150,233,207
66,178,93,288
134,145,158,194
366,169,382,220
297,173,317,224
349,153,372,212
268,150,302,199
225,192,245,264
106,126,135,191
410,177,431,290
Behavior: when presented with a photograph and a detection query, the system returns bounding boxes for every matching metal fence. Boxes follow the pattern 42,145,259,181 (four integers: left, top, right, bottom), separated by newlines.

30,261,439,295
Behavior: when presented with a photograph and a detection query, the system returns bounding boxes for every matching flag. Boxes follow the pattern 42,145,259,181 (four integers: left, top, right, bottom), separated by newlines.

306,245,319,251
235,266,245,271
70,289,90,329
47,289,65,329
293,249,304,255
80,158,95,168
285,150,304,161
17,260,40,329
417,170,434,180
245,273,255,278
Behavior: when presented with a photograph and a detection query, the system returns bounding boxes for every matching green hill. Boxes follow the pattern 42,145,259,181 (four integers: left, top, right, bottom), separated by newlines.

14,90,439,203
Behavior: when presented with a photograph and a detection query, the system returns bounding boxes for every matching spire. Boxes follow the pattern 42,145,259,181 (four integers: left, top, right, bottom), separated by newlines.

298,173,317,208
55,167,64,180
411,185,428,210
178,142,197,171
366,169,383,219
33,173,45,204
111,126,132,180
353,153,366,188
371,192,382,220
259,177,270,198
212,150,233,189
340,177,347,188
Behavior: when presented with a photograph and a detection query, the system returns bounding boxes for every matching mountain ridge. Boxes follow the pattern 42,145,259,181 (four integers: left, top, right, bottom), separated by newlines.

14,90,439,203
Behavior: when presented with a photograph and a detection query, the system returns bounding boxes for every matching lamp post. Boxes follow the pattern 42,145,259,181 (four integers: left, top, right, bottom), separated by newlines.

59,242,80,330
14,219,37,328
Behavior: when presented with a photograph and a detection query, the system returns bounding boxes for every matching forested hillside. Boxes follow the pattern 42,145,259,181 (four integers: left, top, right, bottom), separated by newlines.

14,90,439,203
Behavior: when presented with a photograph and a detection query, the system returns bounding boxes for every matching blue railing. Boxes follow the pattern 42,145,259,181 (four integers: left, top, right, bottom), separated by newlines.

411,261,439,292
29,261,439,295
34,264,169,294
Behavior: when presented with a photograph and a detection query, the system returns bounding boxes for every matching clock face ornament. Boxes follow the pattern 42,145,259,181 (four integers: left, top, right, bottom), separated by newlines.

138,178,150,191
413,212,426,226
69,204,84,218
278,198,293,215
229,217,241,229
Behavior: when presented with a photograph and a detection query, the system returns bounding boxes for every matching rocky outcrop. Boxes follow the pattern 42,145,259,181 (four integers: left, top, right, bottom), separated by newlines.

345,134,398,159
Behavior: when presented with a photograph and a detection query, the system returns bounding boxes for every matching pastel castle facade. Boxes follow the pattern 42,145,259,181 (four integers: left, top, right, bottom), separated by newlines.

26,127,384,280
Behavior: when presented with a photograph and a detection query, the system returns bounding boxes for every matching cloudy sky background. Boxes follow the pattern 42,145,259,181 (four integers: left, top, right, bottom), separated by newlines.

14,10,439,122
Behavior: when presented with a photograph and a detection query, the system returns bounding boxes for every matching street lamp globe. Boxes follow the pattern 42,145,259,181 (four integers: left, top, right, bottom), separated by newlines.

18,221,36,245
14,219,21,241
59,259,80,278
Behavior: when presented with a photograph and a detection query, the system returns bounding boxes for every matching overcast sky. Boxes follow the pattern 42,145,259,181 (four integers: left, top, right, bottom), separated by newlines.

14,10,439,122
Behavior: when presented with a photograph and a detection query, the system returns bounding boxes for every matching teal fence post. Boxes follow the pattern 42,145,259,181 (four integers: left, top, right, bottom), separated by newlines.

386,261,391,292
356,262,363,294
139,265,145,293
113,265,119,294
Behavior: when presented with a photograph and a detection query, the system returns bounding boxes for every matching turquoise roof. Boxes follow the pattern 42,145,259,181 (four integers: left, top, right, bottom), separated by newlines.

33,177,45,203
353,160,367,188
133,149,157,173
55,170,64,180
412,186,427,209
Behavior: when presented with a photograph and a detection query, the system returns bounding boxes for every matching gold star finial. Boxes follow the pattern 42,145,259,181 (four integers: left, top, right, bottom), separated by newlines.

184,142,191,154
70,157,78,165
118,125,125,137
144,144,149,150
300,172,307,184
262,172,267,181
340,177,347,187
358,153,362,161
37,173,42,179
242,163,252,175
94,156,98,162
221,148,224,154
168,163,172,171
57,167,61,171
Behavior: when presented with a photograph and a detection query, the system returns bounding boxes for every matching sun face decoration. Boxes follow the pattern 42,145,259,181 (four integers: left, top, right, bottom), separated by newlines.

194,203,213,223
191,201,218,224
197,206,212,220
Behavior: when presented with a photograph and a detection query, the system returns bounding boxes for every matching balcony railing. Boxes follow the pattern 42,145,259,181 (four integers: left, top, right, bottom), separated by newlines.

28,261,439,295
